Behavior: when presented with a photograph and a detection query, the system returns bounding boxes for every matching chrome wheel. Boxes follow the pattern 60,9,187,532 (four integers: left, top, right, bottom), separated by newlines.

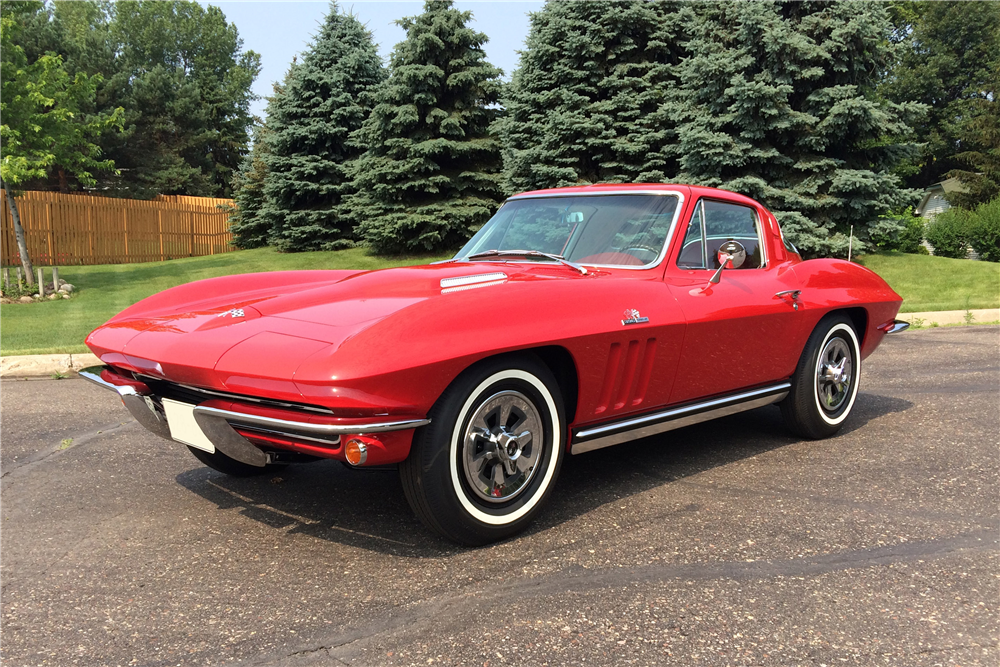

815,337,853,413
462,390,542,503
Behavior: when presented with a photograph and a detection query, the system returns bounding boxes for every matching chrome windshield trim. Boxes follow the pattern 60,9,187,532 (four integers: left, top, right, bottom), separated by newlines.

574,382,792,442
192,405,430,435
456,190,685,272
506,189,685,200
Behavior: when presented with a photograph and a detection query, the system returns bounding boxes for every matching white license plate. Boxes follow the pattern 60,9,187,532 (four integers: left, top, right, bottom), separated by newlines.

162,398,216,453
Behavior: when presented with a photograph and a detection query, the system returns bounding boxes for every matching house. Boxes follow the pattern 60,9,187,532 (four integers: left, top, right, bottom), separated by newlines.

915,177,966,220
914,177,978,259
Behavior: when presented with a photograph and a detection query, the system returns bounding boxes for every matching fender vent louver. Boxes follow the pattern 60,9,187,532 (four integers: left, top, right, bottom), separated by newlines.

595,338,658,415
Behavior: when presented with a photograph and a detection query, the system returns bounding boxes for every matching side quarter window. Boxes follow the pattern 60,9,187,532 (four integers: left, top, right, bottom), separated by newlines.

677,199,764,269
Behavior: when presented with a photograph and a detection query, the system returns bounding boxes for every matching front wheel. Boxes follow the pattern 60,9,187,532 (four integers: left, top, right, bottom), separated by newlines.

399,355,565,546
780,314,861,439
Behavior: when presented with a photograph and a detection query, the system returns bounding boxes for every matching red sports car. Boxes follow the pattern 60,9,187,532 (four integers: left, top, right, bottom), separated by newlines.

83,184,908,545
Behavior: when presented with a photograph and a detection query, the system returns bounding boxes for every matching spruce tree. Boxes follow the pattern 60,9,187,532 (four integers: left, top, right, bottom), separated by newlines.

229,72,293,249
259,3,384,251
497,1,689,193
229,124,272,249
670,1,922,256
351,0,503,254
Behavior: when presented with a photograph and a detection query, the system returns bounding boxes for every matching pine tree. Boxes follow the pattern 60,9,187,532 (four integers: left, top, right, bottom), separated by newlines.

351,0,503,254
670,1,922,257
497,1,689,193
259,3,384,251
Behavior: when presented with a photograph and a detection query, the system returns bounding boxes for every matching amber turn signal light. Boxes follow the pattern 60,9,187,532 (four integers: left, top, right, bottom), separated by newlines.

344,438,368,466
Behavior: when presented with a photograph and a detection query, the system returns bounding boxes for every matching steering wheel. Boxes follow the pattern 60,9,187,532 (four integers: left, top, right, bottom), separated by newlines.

620,244,660,263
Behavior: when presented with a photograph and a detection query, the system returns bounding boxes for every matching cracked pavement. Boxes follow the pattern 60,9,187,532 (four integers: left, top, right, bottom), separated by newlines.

1,326,997,666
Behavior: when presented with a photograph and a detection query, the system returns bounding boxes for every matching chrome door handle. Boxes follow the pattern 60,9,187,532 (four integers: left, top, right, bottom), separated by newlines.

774,289,801,310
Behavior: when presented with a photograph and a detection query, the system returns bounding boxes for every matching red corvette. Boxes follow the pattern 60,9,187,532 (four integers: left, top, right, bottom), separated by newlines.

83,184,908,545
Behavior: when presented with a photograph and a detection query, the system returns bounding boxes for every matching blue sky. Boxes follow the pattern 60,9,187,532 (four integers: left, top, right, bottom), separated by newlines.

204,1,544,120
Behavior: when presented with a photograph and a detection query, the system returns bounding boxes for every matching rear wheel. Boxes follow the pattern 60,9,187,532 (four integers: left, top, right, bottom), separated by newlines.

187,446,279,477
399,355,565,546
781,314,861,439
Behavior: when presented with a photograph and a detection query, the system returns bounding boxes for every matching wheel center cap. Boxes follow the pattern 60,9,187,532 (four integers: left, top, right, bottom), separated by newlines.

496,430,521,461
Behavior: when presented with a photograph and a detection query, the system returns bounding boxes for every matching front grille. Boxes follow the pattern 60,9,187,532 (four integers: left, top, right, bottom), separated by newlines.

127,372,335,415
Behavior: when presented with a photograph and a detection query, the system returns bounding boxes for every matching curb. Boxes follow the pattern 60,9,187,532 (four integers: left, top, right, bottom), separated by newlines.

1,353,102,379
901,308,1000,327
1,309,997,379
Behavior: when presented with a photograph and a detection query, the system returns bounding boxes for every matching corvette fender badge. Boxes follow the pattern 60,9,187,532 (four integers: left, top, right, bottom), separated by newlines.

217,308,245,318
622,309,649,326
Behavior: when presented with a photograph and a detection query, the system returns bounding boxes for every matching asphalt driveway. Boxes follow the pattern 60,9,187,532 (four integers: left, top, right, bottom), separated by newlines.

2,326,997,666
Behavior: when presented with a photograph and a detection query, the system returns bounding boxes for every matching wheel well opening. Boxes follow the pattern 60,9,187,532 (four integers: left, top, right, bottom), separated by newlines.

528,346,580,424
460,347,579,423
836,307,868,348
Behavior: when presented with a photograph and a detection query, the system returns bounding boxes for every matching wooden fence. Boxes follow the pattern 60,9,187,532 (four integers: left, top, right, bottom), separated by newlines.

0,190,236,266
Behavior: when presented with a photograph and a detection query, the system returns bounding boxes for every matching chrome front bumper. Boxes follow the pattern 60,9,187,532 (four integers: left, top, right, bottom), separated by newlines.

79,365,430,467
878,319,910,334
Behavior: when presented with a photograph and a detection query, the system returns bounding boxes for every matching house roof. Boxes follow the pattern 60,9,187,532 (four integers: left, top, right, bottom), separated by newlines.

916,177,967,216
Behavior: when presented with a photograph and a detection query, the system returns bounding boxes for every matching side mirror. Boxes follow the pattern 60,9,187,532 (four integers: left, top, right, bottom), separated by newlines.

708,240,746,284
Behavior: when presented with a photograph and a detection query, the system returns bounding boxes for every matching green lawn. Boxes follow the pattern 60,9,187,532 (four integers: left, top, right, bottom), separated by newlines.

2,249,997,356
856,252,1000,313
1,247,449,356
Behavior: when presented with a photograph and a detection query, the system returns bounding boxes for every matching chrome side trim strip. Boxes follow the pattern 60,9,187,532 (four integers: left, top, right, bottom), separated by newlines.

192,405,430,435
571,383,791,455
440,272,508,288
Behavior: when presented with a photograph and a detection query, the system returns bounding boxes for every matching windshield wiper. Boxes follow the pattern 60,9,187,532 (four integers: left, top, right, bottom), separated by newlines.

463,249,588,275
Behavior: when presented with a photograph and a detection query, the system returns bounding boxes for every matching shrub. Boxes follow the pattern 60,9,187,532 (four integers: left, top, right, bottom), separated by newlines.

925,208,973,258
868,213,925,253
968,198,1000,262
898,215,926,254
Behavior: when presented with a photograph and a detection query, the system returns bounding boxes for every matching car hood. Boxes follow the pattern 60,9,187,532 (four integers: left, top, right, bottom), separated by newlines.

85,262,601,396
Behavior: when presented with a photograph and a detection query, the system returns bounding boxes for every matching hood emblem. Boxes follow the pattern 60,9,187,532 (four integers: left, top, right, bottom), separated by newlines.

217,308,245,319
622,309,649,326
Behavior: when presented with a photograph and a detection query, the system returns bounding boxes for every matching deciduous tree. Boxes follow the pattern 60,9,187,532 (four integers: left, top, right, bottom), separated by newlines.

884,1,1000,193
1,1,122,284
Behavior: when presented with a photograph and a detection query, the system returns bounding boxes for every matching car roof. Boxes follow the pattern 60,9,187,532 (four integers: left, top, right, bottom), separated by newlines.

509,183,763,209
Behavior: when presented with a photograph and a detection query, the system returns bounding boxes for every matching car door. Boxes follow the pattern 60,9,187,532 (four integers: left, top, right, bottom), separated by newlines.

664,197,807,404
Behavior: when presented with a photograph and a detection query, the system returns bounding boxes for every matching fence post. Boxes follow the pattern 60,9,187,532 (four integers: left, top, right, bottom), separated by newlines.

3,267,9,289
36,267,44,295
52,266,59,291
16,266,22,284
46,202,54,265
88,206,94,264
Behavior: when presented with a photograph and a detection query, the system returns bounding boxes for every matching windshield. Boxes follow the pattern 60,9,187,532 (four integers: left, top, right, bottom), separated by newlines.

456,194,681,268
